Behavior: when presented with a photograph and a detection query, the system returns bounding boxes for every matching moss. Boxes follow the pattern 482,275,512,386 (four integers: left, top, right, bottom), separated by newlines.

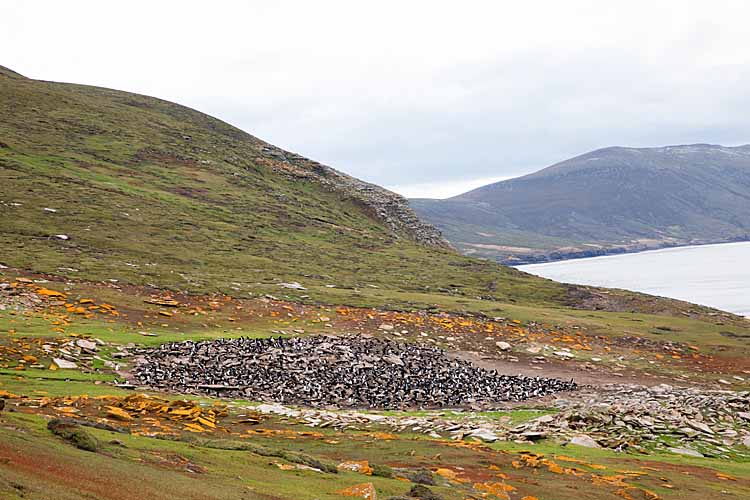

371,463,395,478
407,484,443,500
47,418,99,452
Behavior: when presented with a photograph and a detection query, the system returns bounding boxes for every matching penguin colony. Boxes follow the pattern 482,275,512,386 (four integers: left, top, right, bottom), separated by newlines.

134,336,577,409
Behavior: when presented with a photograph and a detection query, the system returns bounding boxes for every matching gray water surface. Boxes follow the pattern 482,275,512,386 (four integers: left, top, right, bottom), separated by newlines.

518,241,750,317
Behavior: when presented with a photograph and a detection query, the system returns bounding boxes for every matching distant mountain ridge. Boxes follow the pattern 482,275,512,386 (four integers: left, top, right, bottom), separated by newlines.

411,144,750,263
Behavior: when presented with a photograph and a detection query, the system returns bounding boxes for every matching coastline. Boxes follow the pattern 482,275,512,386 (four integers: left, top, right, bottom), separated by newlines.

501,236,750,266
515,240,750,318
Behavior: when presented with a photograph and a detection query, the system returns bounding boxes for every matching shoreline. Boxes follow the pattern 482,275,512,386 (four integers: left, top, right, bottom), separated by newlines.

515,240,750,318
502,237,750,266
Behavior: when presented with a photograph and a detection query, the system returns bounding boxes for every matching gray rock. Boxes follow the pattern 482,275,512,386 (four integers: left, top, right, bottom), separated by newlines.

568,435,600,448
495,341,512,351
52,358,78,369
668,447,704,458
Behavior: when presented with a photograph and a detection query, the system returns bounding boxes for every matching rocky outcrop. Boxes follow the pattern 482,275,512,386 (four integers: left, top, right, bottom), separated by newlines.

258,144,451,249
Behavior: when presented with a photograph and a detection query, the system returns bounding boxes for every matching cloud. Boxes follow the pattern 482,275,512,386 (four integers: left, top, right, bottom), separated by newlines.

387,175,516,200
2,0,749,187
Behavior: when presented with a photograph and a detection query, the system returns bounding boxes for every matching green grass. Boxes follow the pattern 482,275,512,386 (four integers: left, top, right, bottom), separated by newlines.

0,67,570,312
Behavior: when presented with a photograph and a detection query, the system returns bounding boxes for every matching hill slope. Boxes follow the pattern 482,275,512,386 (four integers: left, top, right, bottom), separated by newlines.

0,64,574,308
411,144,750,263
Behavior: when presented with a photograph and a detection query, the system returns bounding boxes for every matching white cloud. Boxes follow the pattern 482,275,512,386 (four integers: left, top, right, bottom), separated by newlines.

2,1,749,186
387,176,516,199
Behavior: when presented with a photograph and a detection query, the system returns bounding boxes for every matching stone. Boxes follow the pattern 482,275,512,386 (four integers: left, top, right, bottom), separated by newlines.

54,234,70,240
469,429,500,442
521,431,547,441
686,420,714,434
668,447,704,458
407,469,436,485
51,358,77,369
568,435,600,448
279,282,306,290
336,482,377,499
75,339,98,351
378,324,394,331
495,341,512,351
47,419,99,452
554,350,575,359
407,484,442,500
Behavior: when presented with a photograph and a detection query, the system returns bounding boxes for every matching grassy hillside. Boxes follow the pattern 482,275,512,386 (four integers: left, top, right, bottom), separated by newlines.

0,64,568,308
412,144,750,263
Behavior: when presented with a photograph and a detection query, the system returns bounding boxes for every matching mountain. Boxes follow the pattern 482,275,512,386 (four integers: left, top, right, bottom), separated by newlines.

0,64,575,308
411,144,750,263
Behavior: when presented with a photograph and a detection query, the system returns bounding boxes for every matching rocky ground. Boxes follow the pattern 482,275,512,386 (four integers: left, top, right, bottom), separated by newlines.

2,272,750,499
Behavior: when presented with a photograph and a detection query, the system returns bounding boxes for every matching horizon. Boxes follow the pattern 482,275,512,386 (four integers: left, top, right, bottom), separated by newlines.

5,61,748,200
3,0,750,198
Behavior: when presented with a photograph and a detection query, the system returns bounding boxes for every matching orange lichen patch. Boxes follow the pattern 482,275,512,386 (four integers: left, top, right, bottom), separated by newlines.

145,298,180,307
105,406,134,421
435,467,470,483
20,393,239,437
35,287,66,298
336,482,377,500
716,472,737,481
338,461,374,475
473,481,515,499
243,428,324,440
361,432,398,441
591,475,630,488
554,455,607,470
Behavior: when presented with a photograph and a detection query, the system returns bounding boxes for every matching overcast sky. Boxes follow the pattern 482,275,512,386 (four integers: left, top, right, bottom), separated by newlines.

2,1,749,198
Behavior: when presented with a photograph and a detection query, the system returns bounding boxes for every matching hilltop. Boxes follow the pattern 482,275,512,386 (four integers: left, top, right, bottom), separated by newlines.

411,144,750,263
0,64,571,309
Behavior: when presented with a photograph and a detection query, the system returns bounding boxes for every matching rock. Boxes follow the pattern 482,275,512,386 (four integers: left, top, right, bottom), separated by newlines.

279,282,306,290
75,339,98,351
378,324,394,331
741,436,750,448
534,414,555,424
686,420,714,434
668,447,704,458
47,419,99,452
495,341,512,351
54,234,69,240
407,484,443,500
469,429,500,442
336,482,377,499
521,431,547,441
554,350,575,359
568,435,600,448
407,469,436,485
51,358,77,370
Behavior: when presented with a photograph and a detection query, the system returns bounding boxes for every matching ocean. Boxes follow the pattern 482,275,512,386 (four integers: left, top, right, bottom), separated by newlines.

518,241,750,317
